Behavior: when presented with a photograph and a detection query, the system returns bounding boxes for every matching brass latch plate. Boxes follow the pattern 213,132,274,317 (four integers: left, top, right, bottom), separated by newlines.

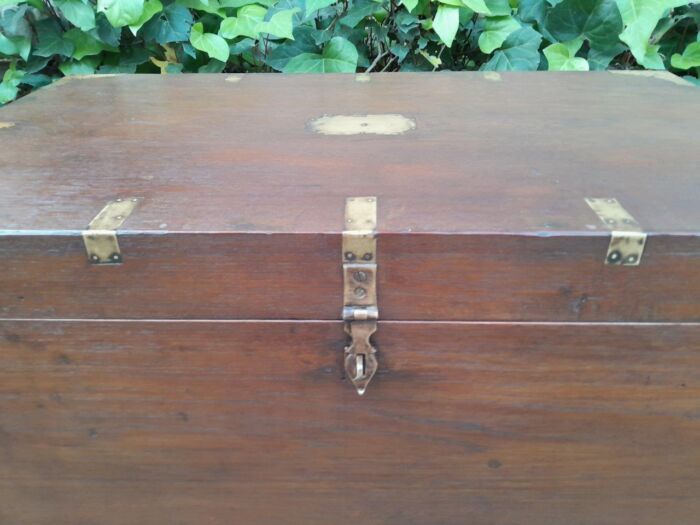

83,198,139,264
585,197,647,266
343,196,378,395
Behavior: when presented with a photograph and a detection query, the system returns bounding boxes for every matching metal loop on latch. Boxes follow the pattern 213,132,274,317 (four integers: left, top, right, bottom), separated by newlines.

343,320,378,396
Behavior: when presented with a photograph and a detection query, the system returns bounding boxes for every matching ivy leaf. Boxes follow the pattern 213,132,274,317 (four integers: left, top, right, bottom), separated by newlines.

219,5,267,39
259,7,299,39
341,0,381,27
543,39,590,69
91,12,122,46
198,58,226,72
54,0,96,31
141,3,193,44
306,0,335,15
400,0,419,12
0,63,23,104
615,0,689,69
98,0,145,27
671,41,700,69
190,21,229,61
178,0,226,15
283,36,358,72
34,18,75,57
266,25,318,70
482,25,543,70
129,0,163,34
588,41,625,68
460,0,492,14
484,0,513,15
64,28,114,59
0,33,30,60
433,5,459,47
1,5,32,38
58,56,101,75
478,15,520,53
545,0,622,50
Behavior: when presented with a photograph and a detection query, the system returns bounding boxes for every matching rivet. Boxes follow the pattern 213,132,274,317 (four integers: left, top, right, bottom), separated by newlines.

354,287,367,298
607,250,622,263
344,251,356,261
353,271,368,282
624,254,638,264
111,253,121,261
362,253,373,261
90,254,100,262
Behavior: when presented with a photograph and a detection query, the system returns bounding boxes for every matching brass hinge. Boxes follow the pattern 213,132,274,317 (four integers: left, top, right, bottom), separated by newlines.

83,198,139,264
343,196,378,396
585,198,647,266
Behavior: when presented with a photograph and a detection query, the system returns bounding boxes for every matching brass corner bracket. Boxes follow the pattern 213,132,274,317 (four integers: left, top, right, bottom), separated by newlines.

342,196,378,395
585,197,647,266
83,198,139,264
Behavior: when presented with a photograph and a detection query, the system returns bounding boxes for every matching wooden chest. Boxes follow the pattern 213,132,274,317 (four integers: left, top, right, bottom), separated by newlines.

1,72,699,525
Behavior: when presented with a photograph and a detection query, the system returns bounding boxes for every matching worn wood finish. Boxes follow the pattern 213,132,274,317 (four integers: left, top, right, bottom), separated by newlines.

1,232,699,321
0,72,699,234
1,320,699,525
1,73,699,524
1,72,699,322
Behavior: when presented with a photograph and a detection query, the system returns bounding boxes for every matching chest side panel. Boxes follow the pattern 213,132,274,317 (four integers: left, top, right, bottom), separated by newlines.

1,320,698,525
1,233,699,321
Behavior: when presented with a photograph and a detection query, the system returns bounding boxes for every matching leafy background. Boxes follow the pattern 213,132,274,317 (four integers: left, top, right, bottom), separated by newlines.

0,0,699,103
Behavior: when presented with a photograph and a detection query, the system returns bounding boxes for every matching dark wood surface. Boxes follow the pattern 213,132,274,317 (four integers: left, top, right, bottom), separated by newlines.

2,232,699,321
1,72,699,322
0,72,699,234
1,320,699,525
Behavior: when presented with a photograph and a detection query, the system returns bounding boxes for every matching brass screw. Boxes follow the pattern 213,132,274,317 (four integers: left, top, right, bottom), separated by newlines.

607,250,622,263
354,271,368,282
362,253,373,261
345,251,356,261
354,287,367,298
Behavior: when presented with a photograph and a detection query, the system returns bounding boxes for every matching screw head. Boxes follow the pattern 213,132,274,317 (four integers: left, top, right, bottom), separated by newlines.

607,250,622,264
111,253,121,262
624,253,638,264
354,287,367,298
90,254,100,262
344,251,356,261
353,271,368,282
362,252,373,261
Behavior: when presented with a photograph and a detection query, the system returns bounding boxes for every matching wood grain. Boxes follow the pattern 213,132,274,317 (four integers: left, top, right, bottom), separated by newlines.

0,73,699,234
1,232,698,321
1,320,699,525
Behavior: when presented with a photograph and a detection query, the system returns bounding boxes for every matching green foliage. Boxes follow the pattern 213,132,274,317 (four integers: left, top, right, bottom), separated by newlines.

0,0,698,104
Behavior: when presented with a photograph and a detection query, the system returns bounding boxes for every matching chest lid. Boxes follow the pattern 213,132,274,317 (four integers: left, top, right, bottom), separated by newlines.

1,72,699,322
